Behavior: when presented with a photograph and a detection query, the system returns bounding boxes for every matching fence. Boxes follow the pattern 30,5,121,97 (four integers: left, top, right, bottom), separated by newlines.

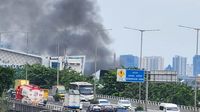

0,99,64,112
97,94,200,112
1,94,200,112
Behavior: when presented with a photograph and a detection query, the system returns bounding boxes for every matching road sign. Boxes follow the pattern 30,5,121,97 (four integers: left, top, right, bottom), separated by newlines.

117,69,145,82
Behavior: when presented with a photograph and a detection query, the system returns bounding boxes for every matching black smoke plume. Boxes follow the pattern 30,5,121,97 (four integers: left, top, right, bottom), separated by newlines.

0,0,113,74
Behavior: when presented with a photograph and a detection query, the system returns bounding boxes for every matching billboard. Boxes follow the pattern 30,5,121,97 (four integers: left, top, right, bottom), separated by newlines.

117,69,145,82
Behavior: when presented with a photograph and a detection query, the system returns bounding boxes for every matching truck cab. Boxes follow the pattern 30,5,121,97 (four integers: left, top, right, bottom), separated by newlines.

52,85,66,100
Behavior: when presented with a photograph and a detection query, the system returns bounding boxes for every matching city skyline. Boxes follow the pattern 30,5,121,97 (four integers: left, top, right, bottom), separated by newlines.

98,0,200,66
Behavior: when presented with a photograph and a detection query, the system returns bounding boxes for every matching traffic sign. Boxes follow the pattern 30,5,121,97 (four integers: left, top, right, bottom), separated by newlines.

117,69,145,82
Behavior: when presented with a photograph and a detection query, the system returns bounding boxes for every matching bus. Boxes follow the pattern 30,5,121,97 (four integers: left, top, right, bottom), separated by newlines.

69,82,94,101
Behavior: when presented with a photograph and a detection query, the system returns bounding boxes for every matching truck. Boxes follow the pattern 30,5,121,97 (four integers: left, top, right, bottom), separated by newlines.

15,84,45,105
51,85,66,100
63,89,82,111
14,79,29,90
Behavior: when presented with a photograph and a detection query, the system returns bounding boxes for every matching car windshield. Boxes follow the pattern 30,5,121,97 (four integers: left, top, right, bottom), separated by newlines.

119,100,130,104
167,107,178,111
79,85,93,95
58,89,66,94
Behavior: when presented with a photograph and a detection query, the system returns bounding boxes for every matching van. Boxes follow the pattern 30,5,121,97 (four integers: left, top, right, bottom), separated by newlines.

159,103,180,112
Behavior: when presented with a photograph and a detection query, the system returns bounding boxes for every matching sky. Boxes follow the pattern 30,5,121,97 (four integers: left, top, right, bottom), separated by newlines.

97,0,200,67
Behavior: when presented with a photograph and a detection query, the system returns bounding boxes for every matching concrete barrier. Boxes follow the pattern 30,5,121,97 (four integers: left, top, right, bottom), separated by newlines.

97,94,200,112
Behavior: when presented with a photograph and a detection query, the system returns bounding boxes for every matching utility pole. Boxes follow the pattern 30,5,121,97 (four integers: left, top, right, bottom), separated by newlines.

178,25,200,111
57,41,60,86
124,27,159,110
25,32,29,82
94,28,112,101
0,33,2,47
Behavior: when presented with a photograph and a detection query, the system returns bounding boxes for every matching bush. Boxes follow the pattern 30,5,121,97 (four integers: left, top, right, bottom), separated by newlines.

135,106,144,111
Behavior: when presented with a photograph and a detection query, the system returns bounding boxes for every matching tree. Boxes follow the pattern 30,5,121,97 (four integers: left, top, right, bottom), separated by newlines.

60,69,90,89
0,66,14,96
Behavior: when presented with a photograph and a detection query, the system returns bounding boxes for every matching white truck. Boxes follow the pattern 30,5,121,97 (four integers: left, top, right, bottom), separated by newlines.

63,90,82,111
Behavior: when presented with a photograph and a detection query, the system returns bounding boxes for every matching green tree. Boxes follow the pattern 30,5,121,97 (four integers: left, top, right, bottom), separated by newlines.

60,69,90,89
0,66,14,96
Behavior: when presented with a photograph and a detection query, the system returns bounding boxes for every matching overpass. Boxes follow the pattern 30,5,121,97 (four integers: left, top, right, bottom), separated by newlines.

1,95,200,112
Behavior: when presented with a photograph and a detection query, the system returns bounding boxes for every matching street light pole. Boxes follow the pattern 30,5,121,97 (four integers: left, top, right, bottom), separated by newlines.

25,32,29,82
0,33,2,47
178,25,199,111
57,41,60,86
94,28,112,101
124,27,159,110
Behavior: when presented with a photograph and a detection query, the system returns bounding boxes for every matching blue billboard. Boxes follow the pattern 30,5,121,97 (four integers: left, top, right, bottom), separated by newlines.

117,69,145,82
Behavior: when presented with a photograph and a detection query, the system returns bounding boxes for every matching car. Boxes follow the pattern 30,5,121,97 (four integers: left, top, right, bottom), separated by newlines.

117,100,132,109
114,107,129,112
101,105,114,112
87,104,102,112
159,103,180,112
97,99,111,106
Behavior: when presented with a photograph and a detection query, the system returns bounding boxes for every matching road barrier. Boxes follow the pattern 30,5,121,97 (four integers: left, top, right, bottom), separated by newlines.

0,99,64,112
97,94,200,112
46,104,63,111
1,95,200,112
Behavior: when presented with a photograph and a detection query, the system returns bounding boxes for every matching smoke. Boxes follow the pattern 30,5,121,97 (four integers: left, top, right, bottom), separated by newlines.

0,0,113,74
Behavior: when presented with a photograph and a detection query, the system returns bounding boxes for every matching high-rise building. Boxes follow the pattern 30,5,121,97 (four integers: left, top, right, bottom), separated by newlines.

142,56,164,71
193,55,200,76
186,64,193,76
165,64,173,71
119,55,139,68
172,55,187,77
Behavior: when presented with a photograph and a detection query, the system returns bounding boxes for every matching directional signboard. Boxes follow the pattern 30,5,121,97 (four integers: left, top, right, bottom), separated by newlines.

117,69,145,82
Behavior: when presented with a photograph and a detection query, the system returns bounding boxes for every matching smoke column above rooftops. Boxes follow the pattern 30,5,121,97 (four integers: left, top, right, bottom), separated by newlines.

0,0,113,74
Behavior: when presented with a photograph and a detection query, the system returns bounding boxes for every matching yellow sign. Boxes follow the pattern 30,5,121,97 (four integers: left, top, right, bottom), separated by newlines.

118,70,125,78
117,69,126,82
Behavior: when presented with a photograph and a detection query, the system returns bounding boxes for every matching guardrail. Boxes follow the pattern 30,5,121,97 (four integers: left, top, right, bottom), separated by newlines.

0,99,64,112
46,104,63,111
97,94,200,112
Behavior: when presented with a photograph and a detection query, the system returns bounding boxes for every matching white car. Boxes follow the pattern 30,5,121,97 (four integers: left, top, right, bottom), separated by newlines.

97,99,111,106
159,103,180,112
117,100,132,109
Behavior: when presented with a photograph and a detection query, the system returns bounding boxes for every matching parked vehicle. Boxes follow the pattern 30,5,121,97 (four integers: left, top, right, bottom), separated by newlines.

97,99,110,106
159,103,180,112
117,100,132,109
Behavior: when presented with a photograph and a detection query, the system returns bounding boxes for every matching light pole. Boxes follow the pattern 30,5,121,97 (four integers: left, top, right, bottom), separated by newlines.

94,28,112,101
57,40,60,86
25,32,29,81
124,27,159,110
0,32,2,47
178,25,199,110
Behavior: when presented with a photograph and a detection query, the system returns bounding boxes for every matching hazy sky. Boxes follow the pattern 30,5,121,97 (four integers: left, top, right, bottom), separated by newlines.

97,0,200,67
